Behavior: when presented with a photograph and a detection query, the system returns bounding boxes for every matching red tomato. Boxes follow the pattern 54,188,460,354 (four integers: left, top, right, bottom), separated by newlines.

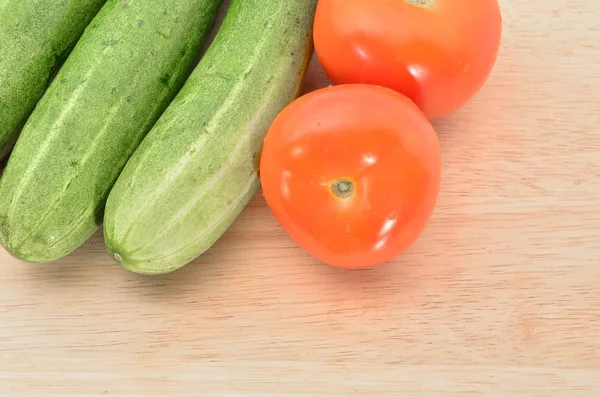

260,84,441,269
313,0,503,120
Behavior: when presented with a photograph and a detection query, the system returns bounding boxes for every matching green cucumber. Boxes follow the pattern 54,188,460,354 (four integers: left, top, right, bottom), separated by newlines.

104,0,318,275
0,0,107,157
0,0,222,262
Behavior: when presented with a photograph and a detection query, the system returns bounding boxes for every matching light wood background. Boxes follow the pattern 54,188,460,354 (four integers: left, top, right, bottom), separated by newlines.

1,1,599,395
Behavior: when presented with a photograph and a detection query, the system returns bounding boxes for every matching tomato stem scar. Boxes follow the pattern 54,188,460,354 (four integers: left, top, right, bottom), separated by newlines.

331,178,355,199
405,0,434,8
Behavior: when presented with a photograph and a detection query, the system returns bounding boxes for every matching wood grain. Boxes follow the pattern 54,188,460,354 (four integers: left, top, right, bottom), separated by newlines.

1,1,599,395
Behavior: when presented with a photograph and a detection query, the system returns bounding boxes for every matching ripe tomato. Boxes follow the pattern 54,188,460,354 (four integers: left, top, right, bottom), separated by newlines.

260,84,441,269
313,0,503,120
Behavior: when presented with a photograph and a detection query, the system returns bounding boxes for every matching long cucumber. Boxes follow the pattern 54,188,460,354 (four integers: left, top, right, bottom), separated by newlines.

0,0,222,262
104,0,318,275
0,0,107,157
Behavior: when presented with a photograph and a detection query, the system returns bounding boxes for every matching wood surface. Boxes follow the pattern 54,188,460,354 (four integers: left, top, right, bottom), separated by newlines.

1,1,600,396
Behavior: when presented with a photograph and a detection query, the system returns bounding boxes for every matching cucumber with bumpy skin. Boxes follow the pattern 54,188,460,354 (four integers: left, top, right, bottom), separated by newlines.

104,0,318,275
0,0,222,262
0,0,106,157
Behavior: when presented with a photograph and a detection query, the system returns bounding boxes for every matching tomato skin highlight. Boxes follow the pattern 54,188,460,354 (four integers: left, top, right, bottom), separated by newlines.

313,0,503,120
260,84,441,269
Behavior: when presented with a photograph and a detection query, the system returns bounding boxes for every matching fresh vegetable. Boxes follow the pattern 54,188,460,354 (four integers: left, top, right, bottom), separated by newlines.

313,0,503,119
103,0,318,275
260,84,441,269
0,0,106,157
0,0,222,263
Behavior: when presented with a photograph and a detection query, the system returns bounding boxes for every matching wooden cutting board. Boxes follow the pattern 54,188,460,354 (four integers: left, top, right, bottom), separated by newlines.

1,1,599,395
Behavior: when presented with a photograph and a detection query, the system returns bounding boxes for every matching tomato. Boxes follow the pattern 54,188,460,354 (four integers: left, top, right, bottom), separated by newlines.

260,84,441,269
313,0,503,120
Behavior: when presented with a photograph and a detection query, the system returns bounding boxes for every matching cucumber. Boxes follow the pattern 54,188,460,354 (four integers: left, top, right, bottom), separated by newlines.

0,0,107,157
104,0,318,275
0,0,222,263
